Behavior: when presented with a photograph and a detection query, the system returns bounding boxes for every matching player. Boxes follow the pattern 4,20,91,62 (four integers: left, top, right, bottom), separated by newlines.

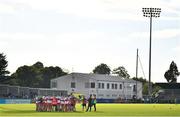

91,94,97,111
52,96,57,111
81,95,87,111
86,94,92,112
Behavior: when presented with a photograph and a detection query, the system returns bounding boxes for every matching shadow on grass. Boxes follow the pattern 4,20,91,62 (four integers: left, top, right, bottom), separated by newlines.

1,110,105,116
1,110,96,114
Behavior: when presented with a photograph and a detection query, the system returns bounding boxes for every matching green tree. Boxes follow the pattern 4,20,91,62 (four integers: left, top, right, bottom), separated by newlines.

32,61,44,70
112,66,130,78
10,62,68,88
132,77,148,95
143,82,148,95
12,65,41,87
152,85,161,97
0,53,10,83
132,77,161,96
132,77,147,84
0,53,9,77
164,61,180,83
41,66,67,88
93,63,111,75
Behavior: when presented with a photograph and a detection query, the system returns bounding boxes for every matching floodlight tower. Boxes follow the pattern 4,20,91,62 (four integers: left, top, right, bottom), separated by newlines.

142,8,161,99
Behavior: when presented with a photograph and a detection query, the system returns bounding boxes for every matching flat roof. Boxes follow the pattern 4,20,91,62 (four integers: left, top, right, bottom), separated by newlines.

51,72,141,83
156,83,180,89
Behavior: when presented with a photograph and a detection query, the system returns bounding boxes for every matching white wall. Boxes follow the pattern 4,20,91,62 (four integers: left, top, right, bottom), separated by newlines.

96,81,139,99
51,74,142,99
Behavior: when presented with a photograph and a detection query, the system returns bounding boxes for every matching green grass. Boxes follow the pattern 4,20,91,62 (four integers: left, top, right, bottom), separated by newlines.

0,104,180,116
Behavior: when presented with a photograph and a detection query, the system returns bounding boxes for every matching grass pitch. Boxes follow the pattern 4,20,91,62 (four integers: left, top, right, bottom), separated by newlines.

0,104,180,116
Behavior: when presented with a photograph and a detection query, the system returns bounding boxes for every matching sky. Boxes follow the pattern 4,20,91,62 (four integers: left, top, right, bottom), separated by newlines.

0,0,179,83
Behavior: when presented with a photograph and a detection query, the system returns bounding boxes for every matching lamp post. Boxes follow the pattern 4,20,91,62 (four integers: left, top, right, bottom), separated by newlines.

136,48,138,99
142,8,161,99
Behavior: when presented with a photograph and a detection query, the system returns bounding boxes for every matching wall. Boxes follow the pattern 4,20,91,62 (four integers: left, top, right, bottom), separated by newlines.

0,99,31,104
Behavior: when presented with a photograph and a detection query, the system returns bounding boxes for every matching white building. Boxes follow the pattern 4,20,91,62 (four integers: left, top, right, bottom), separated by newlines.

50,73,142,100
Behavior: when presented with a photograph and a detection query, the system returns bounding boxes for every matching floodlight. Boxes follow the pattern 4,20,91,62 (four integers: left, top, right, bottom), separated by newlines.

142,7,161,100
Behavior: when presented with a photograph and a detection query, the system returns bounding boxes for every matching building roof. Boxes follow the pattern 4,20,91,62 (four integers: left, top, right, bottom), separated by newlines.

156,83,180,89
51,72,140,83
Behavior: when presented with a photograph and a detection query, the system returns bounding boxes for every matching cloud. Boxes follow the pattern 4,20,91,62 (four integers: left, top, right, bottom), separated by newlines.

0,31,112,52
0,0,179,82
0,0,179,21
173,46,180,51
0,3,16,14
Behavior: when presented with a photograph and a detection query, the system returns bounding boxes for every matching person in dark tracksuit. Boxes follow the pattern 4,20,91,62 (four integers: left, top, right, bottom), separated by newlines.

92,95,96,111
81,96,87,111
86,94,92,112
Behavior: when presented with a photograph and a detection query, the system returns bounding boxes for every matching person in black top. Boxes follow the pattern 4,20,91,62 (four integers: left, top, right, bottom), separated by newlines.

81,95,87,111
92,94,96,111
86,94,92,112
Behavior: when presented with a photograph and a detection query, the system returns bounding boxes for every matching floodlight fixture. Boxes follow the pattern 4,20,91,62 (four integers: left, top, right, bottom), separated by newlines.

142,8,161,18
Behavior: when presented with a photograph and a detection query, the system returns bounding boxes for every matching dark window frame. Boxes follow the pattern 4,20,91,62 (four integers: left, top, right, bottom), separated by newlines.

102,83,104,89
107,83,110,89
98,83,101,89
119,84,122,89
90,82,95,88
71,82,76,88
115,84,117,89
112,83,114,89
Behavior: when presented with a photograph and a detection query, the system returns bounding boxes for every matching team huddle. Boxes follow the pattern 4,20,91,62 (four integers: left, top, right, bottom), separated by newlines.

35,94,97,112
35,95,76,112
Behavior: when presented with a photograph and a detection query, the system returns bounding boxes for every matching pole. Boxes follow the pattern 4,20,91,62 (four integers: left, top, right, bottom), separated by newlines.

148,8,152,99
136,49,138,98
142,7,161,102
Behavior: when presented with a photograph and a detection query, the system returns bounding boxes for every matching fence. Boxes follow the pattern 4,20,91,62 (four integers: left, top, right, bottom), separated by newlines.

0,84,67,99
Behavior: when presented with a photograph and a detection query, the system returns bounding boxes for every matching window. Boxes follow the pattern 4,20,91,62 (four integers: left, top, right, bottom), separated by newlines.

112,84,114,89
119,84,122,89
133,85,136,92
107,83,110,89
115,84,117,89
102,83,104,89
85,82,89,88
51,81,57,88
112,94,117,97
98,94,104,97
91,82,95,88
106,94,110,97
71,82,75,88
98,83,101,89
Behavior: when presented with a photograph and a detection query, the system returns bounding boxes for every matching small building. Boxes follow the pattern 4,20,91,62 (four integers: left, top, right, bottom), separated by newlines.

50,73,142,100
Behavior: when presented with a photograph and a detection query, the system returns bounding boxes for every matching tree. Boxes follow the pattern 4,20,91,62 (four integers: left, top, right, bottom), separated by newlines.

0,53,9,77
10,61,68,88
41,66,67,88
12,65,40,87
0,53,10,83
164,61,180,83
32,61,44,70
132,77,147,84
93,63,111,75
132,77,148,95
112,66,130,78
132,77,161,96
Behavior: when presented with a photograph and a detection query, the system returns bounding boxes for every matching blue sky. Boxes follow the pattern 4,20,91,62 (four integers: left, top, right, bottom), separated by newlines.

0,0,179,82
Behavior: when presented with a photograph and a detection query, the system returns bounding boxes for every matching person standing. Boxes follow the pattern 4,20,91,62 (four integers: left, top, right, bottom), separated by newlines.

86,94,92,112
81,95,87,111
52,96,57,111
92,95,97,111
